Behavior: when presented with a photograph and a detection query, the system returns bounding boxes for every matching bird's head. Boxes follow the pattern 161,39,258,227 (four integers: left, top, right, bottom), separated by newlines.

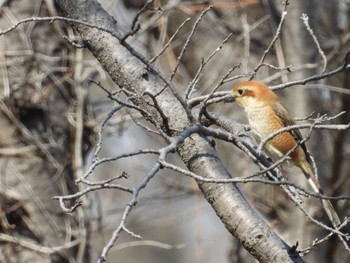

226,80,279,109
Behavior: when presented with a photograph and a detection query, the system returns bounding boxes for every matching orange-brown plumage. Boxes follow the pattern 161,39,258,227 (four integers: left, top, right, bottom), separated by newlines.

229,80,340,226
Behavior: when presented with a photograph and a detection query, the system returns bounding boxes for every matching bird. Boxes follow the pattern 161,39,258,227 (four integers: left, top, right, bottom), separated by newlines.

226,80,340,227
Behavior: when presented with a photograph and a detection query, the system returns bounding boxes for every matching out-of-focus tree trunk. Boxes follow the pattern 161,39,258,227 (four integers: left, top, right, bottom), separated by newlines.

0,1,91,262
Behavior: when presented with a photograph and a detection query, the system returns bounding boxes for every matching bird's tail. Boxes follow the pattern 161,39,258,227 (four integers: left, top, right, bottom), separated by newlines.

300,162,341,227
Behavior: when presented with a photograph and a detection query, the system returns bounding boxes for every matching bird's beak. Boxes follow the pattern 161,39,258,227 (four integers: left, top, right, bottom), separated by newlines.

224,95,235,103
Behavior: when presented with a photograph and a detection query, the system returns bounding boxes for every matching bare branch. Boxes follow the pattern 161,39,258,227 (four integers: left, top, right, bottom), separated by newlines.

150,18,191,63
299,217,350,255
272,50,350,90
198,63,240,121
0,233,79,254
0,16,122,39
169,5,212,81
260,63,294,72
77,149,159,182
131,0,153,31
53,183,133,209
127,109,161,135
185,33,233,99
113,240,184,251
188,91,229,108
301,13,327,73
251,1,289,77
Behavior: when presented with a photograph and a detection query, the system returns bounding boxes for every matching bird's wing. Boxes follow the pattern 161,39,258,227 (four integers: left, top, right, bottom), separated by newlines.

272,103,312,163
272,103,303,141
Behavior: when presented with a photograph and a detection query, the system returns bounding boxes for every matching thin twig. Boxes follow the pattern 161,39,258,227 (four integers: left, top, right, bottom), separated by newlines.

188,91,228,108
150,18,191,63
223,71,255,83
260,63,293,72
79,172,129,186
0,233,80,254
97,126,201,262
53,183,133,210
271,50,350,90
301,13,327,73
299,217,350,255
169,5,212,81
92,105,124,162
198,63,240,121
0,16,122,39
185,33,233,99
112,240,184,251
251,1,289,78
131,0,153,31
97,163,160,262
127,109,161,135
77,149,159,182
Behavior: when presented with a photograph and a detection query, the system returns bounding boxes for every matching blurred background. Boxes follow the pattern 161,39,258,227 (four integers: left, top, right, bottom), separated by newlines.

0,0,349,262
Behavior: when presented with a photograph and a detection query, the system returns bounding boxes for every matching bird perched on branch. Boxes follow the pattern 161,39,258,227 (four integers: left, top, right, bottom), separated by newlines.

226,80,340,227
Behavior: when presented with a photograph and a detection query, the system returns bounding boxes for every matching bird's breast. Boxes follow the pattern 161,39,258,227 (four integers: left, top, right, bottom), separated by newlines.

246,106,278,138
245,106,298,158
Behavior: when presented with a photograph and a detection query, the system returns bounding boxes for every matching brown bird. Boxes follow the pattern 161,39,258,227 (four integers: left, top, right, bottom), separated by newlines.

228,80,340,227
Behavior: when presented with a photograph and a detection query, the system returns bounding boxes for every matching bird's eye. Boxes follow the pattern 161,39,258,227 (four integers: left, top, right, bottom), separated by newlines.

237,89,245,96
